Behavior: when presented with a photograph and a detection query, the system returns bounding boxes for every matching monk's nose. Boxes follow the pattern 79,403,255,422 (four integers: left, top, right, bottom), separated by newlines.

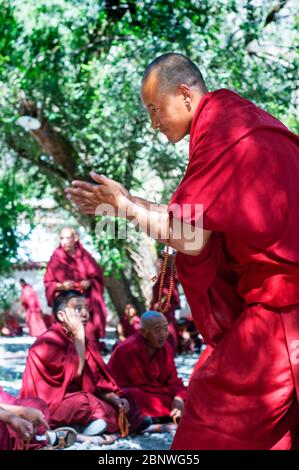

151,115,160,130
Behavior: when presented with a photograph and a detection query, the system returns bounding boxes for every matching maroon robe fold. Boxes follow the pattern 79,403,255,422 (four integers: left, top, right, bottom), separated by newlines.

44,242,107,341
0,386,49,450
19,323,120,432
20,284,47,337
0,421,11,450
108,332,187,417
168,89,299,449
151,268,180,352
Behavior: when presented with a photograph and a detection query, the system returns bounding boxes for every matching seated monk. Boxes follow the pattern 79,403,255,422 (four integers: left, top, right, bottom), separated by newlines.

108,311,187,423
19,290,149,436
117,304,141,341
151,258,180,353
0,386,49,450
1,309,23,337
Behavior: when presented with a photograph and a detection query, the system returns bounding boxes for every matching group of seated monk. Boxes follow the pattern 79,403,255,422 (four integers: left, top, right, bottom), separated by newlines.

0,290,188,449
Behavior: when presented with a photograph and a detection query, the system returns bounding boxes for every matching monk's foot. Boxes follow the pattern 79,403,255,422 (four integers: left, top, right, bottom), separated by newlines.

129,415,153,434
81,419,107,436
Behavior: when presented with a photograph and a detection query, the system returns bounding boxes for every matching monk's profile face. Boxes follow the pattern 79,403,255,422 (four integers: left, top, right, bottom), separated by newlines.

59,296,90,327
60,228,77,253
141,72,193,144
142,316,169,349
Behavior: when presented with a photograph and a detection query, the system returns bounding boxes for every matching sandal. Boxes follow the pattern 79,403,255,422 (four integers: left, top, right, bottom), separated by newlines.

46,427,77,449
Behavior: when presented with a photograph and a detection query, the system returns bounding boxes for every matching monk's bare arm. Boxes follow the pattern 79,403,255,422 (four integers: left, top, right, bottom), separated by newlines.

125,198,211,256
59,311,85,376
0,404,48,428
130,195,164,211
73,333,85,376
65,174,211,256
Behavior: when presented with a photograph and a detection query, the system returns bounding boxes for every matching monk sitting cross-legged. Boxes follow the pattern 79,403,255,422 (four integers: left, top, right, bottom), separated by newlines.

108,311,187,423
19,290,150,436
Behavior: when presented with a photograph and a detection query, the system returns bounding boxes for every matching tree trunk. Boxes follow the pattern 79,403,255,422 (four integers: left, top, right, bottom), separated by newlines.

104,272,145,318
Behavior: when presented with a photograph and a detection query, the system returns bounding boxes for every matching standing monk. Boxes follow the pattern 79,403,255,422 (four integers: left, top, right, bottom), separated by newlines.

66,53,299,450
19,279,47,337
44,227,107,342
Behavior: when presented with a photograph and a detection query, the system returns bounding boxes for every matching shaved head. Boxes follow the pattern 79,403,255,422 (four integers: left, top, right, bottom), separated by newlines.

60,227,77,237
141,311,169,351
141,310,165,329
142,53,207,95
141,53,208,144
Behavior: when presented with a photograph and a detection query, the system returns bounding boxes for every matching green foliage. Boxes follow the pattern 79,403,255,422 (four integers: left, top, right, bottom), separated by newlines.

0,167,34,274
0,278,18,313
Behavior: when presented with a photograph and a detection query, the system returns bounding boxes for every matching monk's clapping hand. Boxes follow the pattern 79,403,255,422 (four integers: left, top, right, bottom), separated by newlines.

65,172,131,216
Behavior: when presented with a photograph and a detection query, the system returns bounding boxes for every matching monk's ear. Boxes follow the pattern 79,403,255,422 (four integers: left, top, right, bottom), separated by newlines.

140,328,147,339
178,84,192,108
56,310,64,323
74,232,79,242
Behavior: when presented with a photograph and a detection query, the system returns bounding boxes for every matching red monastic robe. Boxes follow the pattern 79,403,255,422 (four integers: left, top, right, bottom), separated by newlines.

0,386,49,450
44,242,107,341
20,284,47,337
19,323,121,432
0,421,11,450
108,332,187,417
168,89,299,450
3,311,23,337
151,268,180,352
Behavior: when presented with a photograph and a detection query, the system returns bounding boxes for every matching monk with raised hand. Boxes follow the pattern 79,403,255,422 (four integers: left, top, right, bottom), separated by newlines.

108,311,186,422
66,52,299,450
19,290,148,437
44,227,107,343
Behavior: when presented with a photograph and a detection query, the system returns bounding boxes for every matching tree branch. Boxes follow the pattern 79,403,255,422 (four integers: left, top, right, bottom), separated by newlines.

18,98,78,179
264,0,288,27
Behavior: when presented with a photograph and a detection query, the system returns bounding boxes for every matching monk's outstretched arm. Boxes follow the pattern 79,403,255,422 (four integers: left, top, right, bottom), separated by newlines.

0,404,48,429
124,197,211,256
65,173,211,256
